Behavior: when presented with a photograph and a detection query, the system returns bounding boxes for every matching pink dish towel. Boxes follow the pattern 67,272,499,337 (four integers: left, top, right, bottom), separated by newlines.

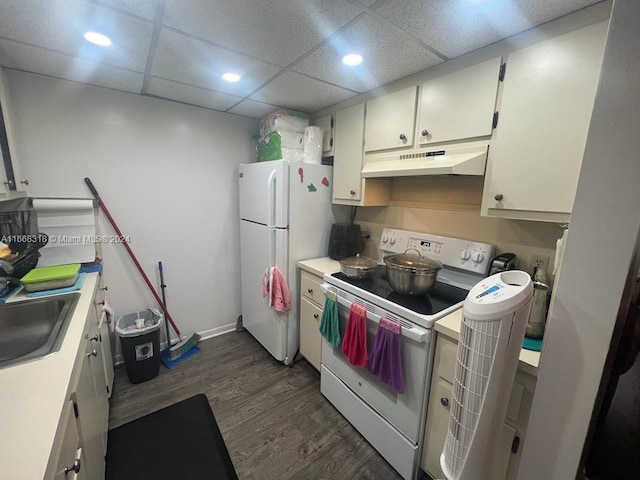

270,266,291,313
341,303,368,367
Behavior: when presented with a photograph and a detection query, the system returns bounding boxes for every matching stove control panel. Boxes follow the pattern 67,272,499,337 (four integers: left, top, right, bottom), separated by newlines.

379,228,496,275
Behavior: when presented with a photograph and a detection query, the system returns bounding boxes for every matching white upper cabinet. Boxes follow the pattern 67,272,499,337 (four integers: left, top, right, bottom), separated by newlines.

333,103,391,206
364,85,418,152
0,69,28,197
418,57,502,145
482,21,607,222
334,103,365,202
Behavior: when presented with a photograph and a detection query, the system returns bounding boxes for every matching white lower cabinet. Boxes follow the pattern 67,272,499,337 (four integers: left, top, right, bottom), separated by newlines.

98,312,114,398
299,271,324,370
421,334,536,480
50,276,111,480
53,401,85,480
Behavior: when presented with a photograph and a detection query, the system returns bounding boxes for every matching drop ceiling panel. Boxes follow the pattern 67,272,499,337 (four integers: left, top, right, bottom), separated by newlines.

0,44,17,68
374,0,602,58
94,0,159,21
151,29,281,97
250,71,355,112
146,77,242,111
0,39,144,93
0,0,153,71
227,99,280,120
0,1,610,116
163,0,364,66
293,14,443,93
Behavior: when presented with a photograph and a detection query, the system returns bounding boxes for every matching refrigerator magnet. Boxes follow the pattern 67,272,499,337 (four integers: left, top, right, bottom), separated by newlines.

321,177,330,187
307,183,317,192
298,167,304,183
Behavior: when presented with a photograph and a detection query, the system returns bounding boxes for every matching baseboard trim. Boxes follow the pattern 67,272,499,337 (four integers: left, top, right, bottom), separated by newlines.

112,322,237,366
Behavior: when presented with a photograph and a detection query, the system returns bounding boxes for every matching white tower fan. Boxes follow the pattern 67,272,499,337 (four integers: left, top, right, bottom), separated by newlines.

440,270,534,480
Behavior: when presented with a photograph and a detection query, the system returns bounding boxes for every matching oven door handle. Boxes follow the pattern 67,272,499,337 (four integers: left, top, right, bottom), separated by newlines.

322,284,430,344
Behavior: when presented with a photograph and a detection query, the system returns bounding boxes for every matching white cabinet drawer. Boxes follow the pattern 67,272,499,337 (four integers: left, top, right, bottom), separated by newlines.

301,271,324,305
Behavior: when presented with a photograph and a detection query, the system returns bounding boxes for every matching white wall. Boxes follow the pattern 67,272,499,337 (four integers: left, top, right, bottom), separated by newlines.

5,71,259,341
518,0,640,478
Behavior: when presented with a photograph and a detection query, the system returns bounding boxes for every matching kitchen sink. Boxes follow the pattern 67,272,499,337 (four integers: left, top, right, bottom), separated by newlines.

0,293,80,369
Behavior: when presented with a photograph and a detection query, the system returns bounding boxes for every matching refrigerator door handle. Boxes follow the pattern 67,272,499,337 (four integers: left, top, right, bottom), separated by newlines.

267,169,277,267
267,169,277,229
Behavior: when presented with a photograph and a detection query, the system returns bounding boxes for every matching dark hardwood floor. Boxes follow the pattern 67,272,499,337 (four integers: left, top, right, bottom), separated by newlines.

109,330,402,480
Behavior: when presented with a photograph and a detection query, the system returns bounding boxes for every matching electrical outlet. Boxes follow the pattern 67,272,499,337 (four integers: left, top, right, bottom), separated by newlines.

530,254,549,274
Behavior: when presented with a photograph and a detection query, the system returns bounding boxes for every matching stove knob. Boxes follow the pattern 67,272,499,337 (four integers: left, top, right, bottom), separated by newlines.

389,237,396,245
472,252,485,263
382,235,389,244
460,250,471,261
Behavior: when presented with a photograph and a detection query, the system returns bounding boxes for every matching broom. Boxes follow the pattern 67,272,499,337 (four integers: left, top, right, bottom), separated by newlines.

84,177,200,361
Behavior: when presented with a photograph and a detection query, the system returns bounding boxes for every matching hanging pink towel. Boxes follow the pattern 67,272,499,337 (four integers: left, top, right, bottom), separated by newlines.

365,317,405,394
270,266,291,312
341,303,368,367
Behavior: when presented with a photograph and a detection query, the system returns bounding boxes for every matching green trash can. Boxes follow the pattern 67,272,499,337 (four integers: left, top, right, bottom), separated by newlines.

116,309,163,384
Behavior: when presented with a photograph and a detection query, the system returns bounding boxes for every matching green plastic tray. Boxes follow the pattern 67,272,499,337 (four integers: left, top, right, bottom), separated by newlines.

21,263,80,284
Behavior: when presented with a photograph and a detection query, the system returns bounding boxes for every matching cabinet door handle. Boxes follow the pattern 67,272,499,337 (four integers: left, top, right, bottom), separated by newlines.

399,133,407,141
350,190,356,196
308,288,313,294
494,193,504,201
313,314,319,320
101,286,108,291
89,335,99,342
421,129,429,137
87,349,98,357
20,179,29,186
440,397,450,407
511,435,520,454
64,458,81,474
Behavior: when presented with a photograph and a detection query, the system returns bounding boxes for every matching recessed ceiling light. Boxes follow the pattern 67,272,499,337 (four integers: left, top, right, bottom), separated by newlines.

342,54,363,66
222,72,241,83
84,31,112,47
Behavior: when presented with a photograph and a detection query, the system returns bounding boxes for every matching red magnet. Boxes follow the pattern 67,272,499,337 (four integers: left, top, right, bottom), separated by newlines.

298,167,304,183
321,177,330,187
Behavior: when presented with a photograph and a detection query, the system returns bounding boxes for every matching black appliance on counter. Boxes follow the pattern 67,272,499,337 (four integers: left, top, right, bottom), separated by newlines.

488,252,518,275
328,223,362,260
0,233,48,294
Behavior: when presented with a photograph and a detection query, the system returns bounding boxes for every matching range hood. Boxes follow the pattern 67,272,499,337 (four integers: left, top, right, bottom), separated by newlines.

361,143,489,178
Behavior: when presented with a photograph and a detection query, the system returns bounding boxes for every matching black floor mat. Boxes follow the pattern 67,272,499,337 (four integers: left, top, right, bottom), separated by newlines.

106,393,238,480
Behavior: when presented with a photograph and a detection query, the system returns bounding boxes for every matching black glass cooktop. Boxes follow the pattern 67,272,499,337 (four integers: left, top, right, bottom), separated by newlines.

331,266,469,316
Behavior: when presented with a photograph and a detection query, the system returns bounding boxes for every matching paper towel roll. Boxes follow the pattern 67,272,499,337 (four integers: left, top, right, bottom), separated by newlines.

33,198,97,266
303,126,323,164
31,198,95,210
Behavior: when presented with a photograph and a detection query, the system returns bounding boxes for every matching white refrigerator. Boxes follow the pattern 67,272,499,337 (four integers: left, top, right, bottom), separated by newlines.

239,160,334,365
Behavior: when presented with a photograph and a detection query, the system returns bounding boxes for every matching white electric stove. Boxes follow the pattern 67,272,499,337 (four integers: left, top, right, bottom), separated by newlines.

320,229,495,480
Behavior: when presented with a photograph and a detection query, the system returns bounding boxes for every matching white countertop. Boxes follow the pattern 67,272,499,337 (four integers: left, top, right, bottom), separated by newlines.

0,273,99,480
435,309,540,377
297,257,341,277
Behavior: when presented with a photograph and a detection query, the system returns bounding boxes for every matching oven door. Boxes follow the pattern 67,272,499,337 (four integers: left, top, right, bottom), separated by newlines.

320,285,433,444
